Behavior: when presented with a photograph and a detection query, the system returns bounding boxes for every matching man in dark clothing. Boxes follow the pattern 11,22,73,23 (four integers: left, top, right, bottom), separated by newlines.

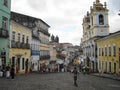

10,65,15,80
72,67,79,87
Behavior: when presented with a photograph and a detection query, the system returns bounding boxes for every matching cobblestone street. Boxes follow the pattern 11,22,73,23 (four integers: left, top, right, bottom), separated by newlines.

0,72,120,90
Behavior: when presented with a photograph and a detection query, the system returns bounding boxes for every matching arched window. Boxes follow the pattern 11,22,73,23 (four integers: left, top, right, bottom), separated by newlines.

99,14,104,25
4,0,8,7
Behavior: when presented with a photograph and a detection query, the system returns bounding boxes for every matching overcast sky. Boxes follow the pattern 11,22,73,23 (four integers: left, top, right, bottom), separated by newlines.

11,0,120,45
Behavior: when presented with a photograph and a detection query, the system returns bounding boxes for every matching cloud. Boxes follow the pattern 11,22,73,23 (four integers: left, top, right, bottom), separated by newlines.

28,0,47,12
109,0,120,10
107,0,120,32
11,0,120,45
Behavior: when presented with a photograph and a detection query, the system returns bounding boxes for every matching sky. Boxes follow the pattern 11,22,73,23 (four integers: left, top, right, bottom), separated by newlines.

11,0,120,45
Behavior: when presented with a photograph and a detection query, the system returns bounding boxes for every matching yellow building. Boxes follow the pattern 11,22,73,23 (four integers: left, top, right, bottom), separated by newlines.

49,43,57,61
40,31,50,66
97,31,120,75
10,19,31,74
49,42,57,70
81,0,109,72
36,20,50,67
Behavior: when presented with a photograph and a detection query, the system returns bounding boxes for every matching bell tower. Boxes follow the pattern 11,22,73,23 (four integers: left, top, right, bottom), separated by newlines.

90,0,109,37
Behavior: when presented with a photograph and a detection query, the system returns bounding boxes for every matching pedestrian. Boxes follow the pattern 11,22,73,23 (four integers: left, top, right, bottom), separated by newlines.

6,64,10,78
2,64,5,77
0,66,3,77
10,65,15,80
72,67,79,87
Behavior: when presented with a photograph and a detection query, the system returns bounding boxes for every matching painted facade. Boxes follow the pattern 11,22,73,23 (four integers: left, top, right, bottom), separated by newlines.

81,0,109,72
0,0,11,66
37,21,50,67
97,31,120,75
10,12,50,72
49,43,57,71
31,37,40,71
10,20,31,74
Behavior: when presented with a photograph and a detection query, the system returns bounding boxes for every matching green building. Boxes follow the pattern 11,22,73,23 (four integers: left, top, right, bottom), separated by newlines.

0,0,11,66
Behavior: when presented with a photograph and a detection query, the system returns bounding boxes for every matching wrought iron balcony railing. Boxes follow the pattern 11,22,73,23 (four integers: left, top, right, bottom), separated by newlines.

11,40,17,48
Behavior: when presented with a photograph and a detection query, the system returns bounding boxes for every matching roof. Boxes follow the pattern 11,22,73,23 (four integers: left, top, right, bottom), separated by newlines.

11,11,50,28
96,30,120,41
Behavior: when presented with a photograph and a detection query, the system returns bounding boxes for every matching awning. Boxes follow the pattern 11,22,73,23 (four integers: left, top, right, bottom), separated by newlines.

56,59,64,64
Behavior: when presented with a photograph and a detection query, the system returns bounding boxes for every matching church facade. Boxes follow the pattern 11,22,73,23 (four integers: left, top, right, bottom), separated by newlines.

81,0,109,72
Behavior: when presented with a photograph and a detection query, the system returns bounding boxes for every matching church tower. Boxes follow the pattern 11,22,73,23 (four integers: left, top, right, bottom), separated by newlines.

81,0,109,72
90,0,109,37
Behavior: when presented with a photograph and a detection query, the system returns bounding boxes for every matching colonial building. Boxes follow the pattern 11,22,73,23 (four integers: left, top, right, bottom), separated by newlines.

37,20,50,68
31,33,40,71
10,12,50,72
0,0,11,66
49,42,57,71
10,15,31,74
97,30,120,75
81,0,109,72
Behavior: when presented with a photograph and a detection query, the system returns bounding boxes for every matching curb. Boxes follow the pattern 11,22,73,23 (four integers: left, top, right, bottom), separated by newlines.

32,71,66,74
90,74,120,81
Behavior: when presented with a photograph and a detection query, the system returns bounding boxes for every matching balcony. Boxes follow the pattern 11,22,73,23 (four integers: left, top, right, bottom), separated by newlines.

16,42,21,48
25,43,30,49
20,43,30,49
11,40,17,48
31,50,40,55
0,28,9,38
20,43,25,49
40,55,50,60
11,41,30,49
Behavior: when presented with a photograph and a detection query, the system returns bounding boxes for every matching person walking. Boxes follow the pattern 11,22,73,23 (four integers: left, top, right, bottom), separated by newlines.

72,67,79,87
10,65,15,80
6,64,10,78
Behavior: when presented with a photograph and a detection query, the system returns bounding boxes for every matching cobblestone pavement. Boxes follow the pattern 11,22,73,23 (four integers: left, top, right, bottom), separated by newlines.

0,72,120,90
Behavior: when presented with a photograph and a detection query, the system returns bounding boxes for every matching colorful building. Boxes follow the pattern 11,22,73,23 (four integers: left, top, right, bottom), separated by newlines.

10,12,50,72
39,21,50,69
10,12,31,74
97,31,120,75
31,34,40,71
81,0,109,72
49,42,57,71
0,0,11,66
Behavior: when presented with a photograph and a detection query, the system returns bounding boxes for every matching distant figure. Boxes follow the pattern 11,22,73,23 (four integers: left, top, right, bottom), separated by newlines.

2,64,6,77
10,65,15,80
6,64,10,78
72,67,79,87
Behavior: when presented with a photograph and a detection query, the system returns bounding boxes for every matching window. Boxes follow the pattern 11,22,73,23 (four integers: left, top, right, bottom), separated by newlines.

99,14,104,25
109,62,111,72
26,36,29,43
22,35,25,43
109,47,111,56
12,31,16,41
18,33,20,42
102,48,104,56
2,17,8,30
4,0,8,7
113,45,116,56
105,47,107,56
22,58,25,70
